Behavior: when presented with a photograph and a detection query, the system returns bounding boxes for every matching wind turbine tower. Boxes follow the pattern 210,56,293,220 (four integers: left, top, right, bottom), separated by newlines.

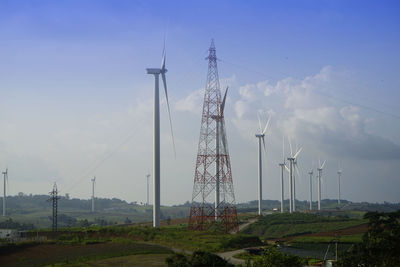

146,42,175,227
255,114,270,216
287,147,302,213
278,137,286,213
146,174,150,206
91,176,96,212
2,169,8,216
308,170,313,210
337,168,342,205
189,40,238,233
317,160,326,211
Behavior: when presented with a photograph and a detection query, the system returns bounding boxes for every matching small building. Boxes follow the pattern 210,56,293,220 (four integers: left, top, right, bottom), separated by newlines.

0,229,27,240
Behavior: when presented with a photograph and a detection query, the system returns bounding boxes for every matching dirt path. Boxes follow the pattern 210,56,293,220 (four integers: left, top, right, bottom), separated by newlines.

218,249,247,265
237,217,258,232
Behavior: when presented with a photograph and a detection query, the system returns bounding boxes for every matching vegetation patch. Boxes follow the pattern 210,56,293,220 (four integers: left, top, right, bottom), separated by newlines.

242,212,366,239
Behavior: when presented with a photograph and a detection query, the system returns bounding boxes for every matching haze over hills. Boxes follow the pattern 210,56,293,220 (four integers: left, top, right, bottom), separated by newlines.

1,194,399,230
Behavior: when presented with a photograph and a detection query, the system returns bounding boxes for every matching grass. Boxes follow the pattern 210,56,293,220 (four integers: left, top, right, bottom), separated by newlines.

241,212,367,239
290,234,363,243
0,241,172,267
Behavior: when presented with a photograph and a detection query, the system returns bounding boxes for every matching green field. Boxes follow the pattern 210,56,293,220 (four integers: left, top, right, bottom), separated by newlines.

241,213,367,239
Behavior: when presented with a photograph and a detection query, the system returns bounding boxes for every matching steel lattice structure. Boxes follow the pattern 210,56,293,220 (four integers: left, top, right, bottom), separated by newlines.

189,40,238,233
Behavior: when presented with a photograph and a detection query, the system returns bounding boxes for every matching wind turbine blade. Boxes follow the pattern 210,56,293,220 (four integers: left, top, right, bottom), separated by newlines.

257,112,262,133
321,160,326,169
262,136,267,155
319,159,321,168
295,164,302,183
162,73,176,158
221,86,228,114
289,137,293,157
221,122,228,153
293,147,302,159
284,165,290,173
161,37,166,70
262,115,271,135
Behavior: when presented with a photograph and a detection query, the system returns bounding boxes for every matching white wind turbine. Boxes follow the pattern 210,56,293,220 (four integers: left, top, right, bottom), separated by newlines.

278,137,286,213
146,42,175,227
255,113,271,216
2,168,8,216
91,176,96,213
308,169,313,210
287,141,302,214
211,86,228,221
337,163,342,205
317,160,326,211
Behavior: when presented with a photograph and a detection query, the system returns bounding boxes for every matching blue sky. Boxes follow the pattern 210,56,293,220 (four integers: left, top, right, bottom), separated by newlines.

0,0,399,204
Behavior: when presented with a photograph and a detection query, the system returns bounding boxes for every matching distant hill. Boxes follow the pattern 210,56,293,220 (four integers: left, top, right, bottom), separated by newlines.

0,194,398,229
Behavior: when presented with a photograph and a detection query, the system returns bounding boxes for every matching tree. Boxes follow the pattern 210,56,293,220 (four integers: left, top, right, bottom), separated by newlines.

338,211,400,267
252,246,304,267
165,251,234,267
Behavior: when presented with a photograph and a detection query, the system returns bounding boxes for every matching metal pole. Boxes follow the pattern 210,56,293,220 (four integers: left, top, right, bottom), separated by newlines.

153,73,160,227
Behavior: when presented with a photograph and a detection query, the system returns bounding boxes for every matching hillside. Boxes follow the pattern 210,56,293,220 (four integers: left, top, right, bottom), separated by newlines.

0,194,399,229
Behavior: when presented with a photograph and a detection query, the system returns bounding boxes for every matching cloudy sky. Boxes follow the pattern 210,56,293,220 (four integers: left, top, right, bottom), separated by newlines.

0,0,399,204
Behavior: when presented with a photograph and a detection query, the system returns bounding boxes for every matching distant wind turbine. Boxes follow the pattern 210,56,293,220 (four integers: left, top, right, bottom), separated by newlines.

337,163,342,205
308,169,313,210
278,136,286,213
2,168,8,216
146,174,150,206
146,41,175,227
287,141,302,213
91,176,96,212
255,113,271,216
317,160,326,211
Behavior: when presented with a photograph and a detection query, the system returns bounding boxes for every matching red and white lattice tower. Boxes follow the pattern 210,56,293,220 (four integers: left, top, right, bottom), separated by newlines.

189,40,238,233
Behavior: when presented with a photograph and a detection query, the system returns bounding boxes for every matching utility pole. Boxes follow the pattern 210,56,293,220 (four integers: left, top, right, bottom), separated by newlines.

48,183,60,232
2,169,7,216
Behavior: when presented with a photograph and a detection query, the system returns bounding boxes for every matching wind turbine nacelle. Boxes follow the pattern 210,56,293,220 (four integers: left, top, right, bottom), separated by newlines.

146,68,162,75
255,134,264,138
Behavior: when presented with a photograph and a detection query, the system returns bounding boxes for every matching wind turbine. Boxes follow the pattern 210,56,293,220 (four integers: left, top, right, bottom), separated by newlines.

337,163,342,206
255,113,270,216
146,42,175,227
211,86,228,221
146,174,150,206
91,176,96,212
287,142,302,213
278,136,286,213
308,170,313,210
2,168,7,216
317,160,326,211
